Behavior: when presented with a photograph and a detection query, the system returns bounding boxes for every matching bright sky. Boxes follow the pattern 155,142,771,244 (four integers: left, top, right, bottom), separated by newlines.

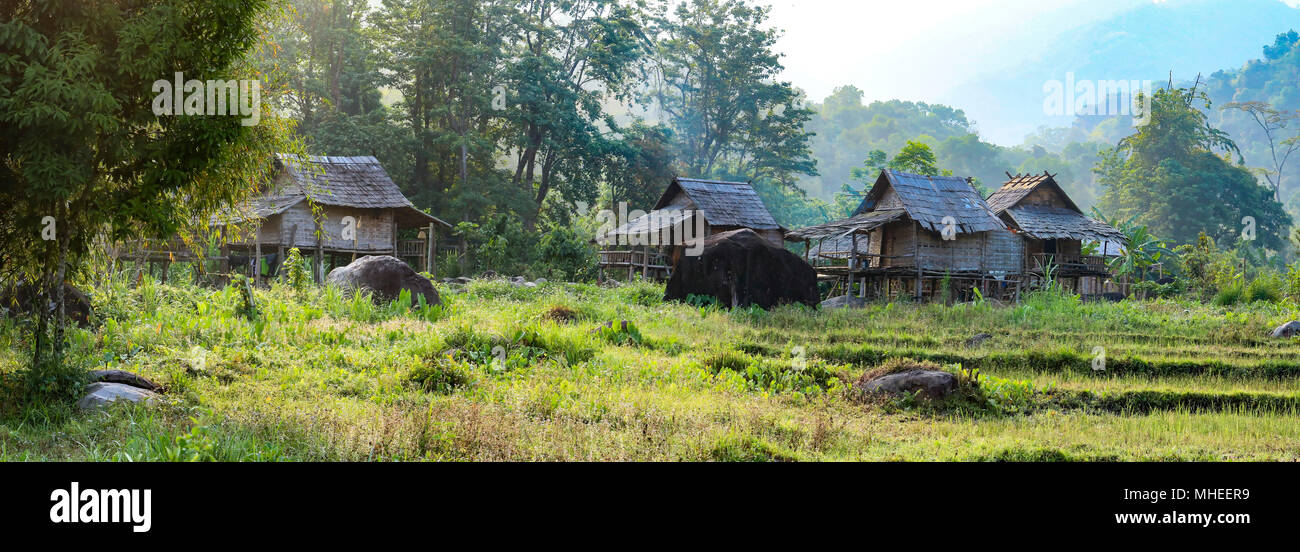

762,0,1300,142
765,0,1132,103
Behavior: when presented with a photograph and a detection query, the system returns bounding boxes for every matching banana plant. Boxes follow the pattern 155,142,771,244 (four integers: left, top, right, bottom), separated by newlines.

1091,208,1178,281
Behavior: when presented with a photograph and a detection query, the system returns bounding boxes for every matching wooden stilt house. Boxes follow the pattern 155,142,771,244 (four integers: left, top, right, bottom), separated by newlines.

787,170,1025,301
985,171,1126,295
200,155,452,284
595,177,786,281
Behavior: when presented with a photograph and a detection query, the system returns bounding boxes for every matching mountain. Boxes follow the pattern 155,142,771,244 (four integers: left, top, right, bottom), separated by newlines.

946,0,1300,145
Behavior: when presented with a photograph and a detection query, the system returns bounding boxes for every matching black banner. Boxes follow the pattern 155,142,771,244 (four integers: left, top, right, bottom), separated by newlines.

1,462,1290,541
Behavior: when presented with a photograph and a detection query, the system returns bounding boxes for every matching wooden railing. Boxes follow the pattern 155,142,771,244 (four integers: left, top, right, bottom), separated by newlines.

1030,253,1109,273
598,249,672,280
397,239,428,257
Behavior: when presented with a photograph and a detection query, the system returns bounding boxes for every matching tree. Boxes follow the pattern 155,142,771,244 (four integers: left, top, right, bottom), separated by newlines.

501,0,648,220
650,0,816,184
1096,85,1291,250
372,0,510,216
888,141,946,176
0,1,288,369
1222,101,1300,201
262,1,410,188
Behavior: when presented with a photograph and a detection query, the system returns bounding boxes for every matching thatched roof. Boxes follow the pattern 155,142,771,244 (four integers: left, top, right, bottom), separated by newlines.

855,170,1006,234
596,177,781,243
1004,206,1127,242
655,178,782,230
785,209,906,241
223,155,450,228
985,171,1081,214
987,172,1123,243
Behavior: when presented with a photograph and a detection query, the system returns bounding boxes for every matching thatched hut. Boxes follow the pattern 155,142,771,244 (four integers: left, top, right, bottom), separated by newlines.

595,177,786,280
986,171,1126,294
218,154,451,283
787,170,1024,301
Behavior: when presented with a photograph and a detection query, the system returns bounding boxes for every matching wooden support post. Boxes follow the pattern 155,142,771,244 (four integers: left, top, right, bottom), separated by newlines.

315,220,324,284
913,221,922,300
254,231,262,287
642,245,649,279
426,223,436,274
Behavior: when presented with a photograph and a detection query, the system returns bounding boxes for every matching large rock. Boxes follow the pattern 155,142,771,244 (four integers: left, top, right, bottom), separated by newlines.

0,282,93,326
1272,320,1300,338
76,382,161,410
664,229,818,309
326,255,440,306
89,369,162,392
857,370,958,400
821,295,868,309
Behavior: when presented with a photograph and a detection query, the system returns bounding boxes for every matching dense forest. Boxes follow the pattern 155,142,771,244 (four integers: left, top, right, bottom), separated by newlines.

246,0,1300,277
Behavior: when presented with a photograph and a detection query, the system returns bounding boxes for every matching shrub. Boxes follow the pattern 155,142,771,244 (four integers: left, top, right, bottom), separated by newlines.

1212,279,1245,306
1244,275,1282,303
407,357,475,394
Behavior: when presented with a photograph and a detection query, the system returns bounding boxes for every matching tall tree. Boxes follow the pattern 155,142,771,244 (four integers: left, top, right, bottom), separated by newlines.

650,0,816,184
373,0,509,215
1222,101,1300,201
501,0,648,220
0,0,288,367
1097,86,1291,250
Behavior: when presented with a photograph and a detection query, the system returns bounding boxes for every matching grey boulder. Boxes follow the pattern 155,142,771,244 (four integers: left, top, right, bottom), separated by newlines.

89,369,162,391
326,255,440,306
1271,321,1300,338
77,382,161,411
858,370,957,400
820,295,868,309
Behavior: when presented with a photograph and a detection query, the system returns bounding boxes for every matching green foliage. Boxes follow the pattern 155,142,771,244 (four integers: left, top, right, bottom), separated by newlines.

1094,209,1178,281
280,248,312,293
593,321,643,347
888,140,948,176
0,0,289,368
703,350,841,396
709,434,796,462
1096,85,1292,251
407,357,475,394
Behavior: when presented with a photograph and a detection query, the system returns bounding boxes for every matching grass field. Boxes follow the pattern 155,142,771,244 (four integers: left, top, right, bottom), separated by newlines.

3,275,1300,461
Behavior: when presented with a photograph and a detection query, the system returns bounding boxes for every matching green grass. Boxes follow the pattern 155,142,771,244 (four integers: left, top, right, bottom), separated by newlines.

3,272,1300,461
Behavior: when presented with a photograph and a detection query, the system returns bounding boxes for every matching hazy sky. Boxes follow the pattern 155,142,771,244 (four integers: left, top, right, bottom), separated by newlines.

765,0,1132,102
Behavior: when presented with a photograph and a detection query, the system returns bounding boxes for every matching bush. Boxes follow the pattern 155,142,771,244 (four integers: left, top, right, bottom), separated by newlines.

1214,276,1282,306
1213,279,1244,306
407,357,474,394
1244,275,1282,303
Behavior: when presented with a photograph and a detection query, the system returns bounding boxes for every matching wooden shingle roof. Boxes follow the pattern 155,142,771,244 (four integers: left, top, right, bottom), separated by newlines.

985,171,1081,214
655,178,781,230
855,170,1005,234
987,172,1122,243
785,209,907,241
1003,205,1127,242
223,154,451,228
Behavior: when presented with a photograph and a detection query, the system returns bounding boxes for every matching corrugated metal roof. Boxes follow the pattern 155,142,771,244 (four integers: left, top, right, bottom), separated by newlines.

655,178,781,230
856,170,1005,234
